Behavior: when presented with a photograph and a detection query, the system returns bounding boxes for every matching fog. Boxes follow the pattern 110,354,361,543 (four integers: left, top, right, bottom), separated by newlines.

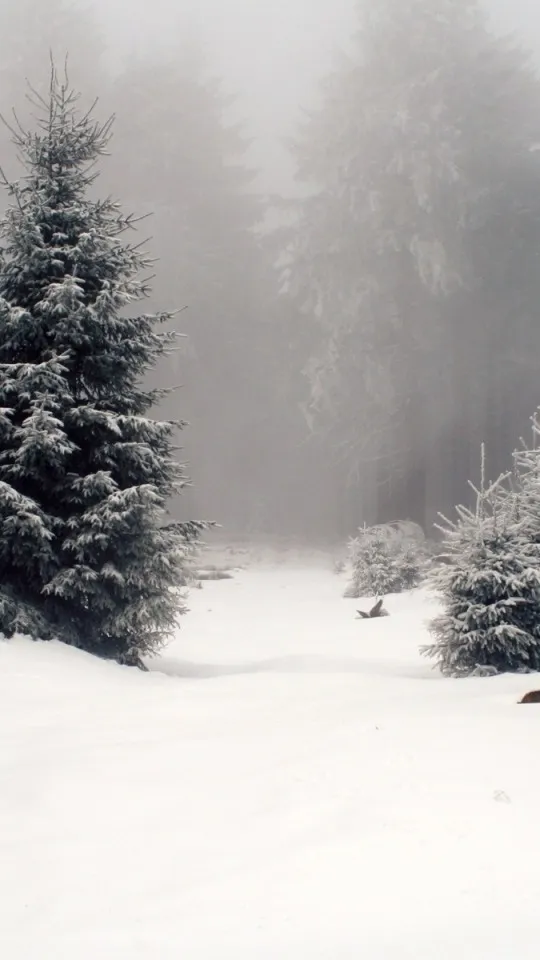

91,0,357,192
92,0,540,192
2,0,540,542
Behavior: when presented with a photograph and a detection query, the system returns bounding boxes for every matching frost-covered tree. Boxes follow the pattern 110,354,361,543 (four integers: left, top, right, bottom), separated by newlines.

345,525,423,599
0,71,204,666
283,0,540,532
512,411,540,545
422,464,540,677
0,0,106,179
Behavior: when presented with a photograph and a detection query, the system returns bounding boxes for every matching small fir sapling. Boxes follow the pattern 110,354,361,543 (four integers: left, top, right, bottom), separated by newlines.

344,523,423,599
422,447,540,677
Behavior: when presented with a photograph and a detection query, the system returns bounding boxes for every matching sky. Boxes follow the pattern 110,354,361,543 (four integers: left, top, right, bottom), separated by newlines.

84,0,540,193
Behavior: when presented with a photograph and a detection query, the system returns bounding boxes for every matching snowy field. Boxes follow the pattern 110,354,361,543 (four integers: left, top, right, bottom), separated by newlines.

2,557,540,959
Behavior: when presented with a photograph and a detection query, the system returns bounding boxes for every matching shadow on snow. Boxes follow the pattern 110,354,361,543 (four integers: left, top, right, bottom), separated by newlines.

148,654,438,682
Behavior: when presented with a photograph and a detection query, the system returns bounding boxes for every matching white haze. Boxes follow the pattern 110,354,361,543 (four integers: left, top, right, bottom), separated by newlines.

2,0,540,537
92,0,540,192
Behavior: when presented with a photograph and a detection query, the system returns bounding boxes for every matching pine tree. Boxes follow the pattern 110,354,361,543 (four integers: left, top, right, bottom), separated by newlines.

512,411,540,545
0,71,205,666
345,525,423,599
422,463,540,677
0,0,106,180
283,0,540,532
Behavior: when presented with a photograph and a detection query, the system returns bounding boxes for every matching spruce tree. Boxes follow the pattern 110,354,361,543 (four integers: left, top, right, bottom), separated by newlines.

283,0,540,531
345,525,423,598
0,0,106,180
0,71,204,666
512,411,540,545
422,466,540,677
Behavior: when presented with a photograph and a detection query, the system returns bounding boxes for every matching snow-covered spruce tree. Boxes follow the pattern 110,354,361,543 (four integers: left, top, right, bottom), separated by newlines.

345,525,423,599
422,463,540,677
512,411,540,546
0,72,205,666
283,0,540,533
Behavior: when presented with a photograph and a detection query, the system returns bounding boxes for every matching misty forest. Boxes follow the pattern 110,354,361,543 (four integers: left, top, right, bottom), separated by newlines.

3,0,540,543
4,1,540,955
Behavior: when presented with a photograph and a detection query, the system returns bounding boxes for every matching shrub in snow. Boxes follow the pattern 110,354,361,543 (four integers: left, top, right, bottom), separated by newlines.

422,458,540,678
0,71,206,666
345,523,424,599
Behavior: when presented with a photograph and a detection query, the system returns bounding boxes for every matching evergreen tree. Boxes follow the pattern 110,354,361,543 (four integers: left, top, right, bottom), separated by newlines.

0,0,106,179
345,525,423,598
422,465,540,677
0,71,204,666
512,411,540,544
283,0,540,532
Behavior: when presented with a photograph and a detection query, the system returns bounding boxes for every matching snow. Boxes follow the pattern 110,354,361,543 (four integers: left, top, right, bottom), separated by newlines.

2,560,540,959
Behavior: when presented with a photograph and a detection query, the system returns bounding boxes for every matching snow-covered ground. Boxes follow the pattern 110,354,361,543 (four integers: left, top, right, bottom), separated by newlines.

2,560,540,959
